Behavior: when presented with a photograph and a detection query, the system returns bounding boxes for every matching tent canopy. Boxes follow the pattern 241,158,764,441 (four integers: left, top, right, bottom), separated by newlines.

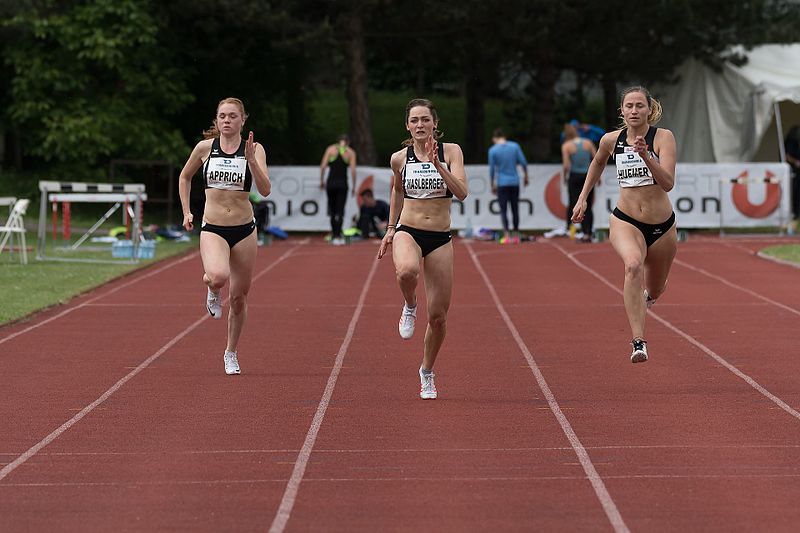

656,44,800,163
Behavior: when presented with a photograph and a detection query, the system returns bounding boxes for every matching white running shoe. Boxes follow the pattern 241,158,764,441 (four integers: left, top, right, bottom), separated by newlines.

644,289,656,309
419,366,437,399
224,350,240,375
398,303,417,339
543,227,567,239
630,339,648,363
207,287,222,319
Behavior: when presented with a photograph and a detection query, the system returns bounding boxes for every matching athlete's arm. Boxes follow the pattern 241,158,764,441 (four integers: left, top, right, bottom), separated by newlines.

319,145,332,186
517,144,529,187
637,128,676,192
378,151,406,259
178,139,212,231
561,142,572,183
430,140,468,201
246,131,271,197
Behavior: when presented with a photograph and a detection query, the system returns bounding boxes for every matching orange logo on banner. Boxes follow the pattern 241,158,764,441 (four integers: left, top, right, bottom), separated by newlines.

545,173,566,219
356,175,374,208
544,172,594,219
731,170,781,218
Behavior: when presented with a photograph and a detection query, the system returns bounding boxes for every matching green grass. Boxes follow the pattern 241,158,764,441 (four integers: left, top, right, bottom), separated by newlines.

759,244,800,265
0,239,196,325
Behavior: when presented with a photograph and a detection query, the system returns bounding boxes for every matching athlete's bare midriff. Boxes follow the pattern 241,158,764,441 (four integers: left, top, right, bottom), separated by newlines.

203,189,253,226
616,185,673,223
399,197,452,232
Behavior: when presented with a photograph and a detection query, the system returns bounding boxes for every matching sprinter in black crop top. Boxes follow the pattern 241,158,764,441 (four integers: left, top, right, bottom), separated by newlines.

570,86,678,365
376,98,468,400
178,97,271,376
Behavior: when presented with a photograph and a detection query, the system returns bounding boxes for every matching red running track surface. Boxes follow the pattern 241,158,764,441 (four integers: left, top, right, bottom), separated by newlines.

1,234,800,532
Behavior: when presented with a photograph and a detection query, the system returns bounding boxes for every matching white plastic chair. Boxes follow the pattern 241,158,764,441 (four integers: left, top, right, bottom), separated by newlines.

0,198,30,264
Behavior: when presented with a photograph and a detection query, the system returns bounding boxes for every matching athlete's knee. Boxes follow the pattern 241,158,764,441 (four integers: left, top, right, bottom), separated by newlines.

396,266,419,285
623,257,644,279
205,271,229,290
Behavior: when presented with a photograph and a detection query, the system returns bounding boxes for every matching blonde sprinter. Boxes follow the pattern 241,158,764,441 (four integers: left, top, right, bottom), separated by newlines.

178,97,271,375
378,98,468,399
572,86,677,363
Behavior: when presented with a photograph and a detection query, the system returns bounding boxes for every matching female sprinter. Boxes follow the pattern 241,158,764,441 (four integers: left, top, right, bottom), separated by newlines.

178,97,271,375
572,86,677,363
377,98,468,399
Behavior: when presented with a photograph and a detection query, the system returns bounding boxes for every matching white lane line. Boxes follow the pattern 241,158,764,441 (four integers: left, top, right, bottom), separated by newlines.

675,258,800,316
466,241,630,533
7,472,800,488
0,251,200,346
550,241,800,422
268,258,380,533
0,245,300,483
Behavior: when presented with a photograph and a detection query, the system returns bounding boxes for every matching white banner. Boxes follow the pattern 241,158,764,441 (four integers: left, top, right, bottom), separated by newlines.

254,163,791,231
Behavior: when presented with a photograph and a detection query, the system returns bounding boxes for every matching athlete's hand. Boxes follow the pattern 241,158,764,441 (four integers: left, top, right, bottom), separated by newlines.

632,135,650,158
425,135,438,165
571,200,586,224
245,131,259,163
182,212,194,232
377,229,394,259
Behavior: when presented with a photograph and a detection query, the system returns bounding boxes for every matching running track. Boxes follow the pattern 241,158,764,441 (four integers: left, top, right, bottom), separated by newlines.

1,235,799,532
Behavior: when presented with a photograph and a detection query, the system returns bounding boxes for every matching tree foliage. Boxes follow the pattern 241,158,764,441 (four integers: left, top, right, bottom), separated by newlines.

1,0,799,177
4,0,191,175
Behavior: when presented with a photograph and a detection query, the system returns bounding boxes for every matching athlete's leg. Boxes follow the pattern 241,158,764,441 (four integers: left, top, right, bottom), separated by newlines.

200,231,231,292
331,188,347,238
225,229,258,352
497,186,510,237
392,231,423,307
609,215,648,340
644,224,678,301
421,241,453,370
509,186,520,233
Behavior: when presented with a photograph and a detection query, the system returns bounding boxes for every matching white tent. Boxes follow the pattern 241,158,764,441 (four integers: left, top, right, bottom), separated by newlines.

656,44,800,163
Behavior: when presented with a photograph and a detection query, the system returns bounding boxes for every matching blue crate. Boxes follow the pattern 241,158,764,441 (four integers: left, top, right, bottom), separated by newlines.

112,240,156,259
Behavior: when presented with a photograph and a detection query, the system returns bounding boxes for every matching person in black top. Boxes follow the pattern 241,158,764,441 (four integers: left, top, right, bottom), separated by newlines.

572,86,677,364
320,134,357,245
377,98,468,399
784,125,800,220
178,97,271,375
356,188,390,238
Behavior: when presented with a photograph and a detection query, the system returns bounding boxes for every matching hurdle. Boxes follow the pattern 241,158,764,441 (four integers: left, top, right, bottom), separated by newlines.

36,181,148,263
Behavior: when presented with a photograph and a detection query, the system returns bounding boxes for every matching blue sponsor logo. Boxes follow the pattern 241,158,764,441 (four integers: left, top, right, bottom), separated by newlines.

422,163,431,169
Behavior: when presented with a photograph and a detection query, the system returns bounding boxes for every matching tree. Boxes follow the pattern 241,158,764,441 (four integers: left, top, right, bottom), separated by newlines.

4,0,192,176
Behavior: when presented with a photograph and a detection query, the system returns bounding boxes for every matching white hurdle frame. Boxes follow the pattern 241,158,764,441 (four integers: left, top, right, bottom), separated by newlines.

37,181,147,263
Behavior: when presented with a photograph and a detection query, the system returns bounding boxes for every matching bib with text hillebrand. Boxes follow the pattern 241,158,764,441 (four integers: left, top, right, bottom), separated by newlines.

615,147,655,188
205,156,248,191
403,161,450,199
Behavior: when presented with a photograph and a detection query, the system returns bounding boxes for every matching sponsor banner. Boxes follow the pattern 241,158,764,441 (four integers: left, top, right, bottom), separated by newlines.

253,163,791,231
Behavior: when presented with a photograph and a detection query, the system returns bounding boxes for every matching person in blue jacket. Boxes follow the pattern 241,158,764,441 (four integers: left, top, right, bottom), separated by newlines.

488,129,529,244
